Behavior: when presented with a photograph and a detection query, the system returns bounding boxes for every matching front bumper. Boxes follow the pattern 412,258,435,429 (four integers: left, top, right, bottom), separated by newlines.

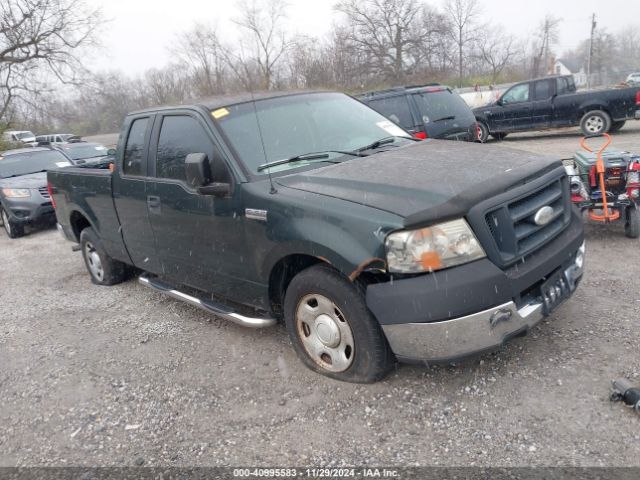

367,211,585,363
1,194,54,224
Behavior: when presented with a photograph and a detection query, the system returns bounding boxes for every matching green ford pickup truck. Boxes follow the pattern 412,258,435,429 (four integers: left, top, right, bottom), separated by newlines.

48,91,586,383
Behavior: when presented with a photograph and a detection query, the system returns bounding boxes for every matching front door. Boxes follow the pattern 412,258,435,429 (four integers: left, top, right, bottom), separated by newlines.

145,111,249,298
494,82,533,131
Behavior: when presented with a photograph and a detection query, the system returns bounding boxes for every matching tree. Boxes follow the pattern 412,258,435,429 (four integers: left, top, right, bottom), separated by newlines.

477,27,517,83
335,0,433,83
444,0,481,87
231,0,291,90
173,24,228,97
0,0,101,122
530,15,561,77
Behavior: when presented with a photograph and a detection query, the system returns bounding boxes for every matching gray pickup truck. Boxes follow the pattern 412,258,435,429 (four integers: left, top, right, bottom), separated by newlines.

48,91,585,383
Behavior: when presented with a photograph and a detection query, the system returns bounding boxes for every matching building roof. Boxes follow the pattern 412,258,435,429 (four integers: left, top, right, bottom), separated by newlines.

557,58,585,74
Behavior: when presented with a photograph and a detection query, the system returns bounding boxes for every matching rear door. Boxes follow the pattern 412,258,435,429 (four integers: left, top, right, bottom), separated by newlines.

411,88,477,140
146,110,247,296
530,78,555,128
111,115,163,274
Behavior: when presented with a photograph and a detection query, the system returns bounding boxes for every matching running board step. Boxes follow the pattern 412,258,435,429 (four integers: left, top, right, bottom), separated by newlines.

138,276,276,328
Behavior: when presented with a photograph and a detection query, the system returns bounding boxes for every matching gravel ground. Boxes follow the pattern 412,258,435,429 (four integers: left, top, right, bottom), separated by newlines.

2,123,640,468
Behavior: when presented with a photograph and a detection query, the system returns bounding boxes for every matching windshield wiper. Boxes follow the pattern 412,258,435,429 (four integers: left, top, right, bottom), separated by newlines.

257,150,363,172
433,116,456,123
354,135,419,153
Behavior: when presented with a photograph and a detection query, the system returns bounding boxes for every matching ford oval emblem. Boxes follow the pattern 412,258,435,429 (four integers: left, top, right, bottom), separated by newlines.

534,206,554,226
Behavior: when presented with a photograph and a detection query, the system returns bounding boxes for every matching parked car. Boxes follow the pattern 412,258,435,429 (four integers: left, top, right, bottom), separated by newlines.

626,72,640,86
0,147,72,238
358,85,479,141
56,142,115,165
35,133,80,145
474,75,640,141
2,130,36,145
48,91,585,383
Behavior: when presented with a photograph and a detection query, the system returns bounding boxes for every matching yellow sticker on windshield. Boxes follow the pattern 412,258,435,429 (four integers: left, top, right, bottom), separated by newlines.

212,108,230,119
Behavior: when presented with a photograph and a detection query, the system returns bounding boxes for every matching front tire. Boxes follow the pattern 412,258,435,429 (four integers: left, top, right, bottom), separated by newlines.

491,132,508,141
625,205,640,239
80,227,129,285
609,120,626,132
0,206,25,239
580,110,611,136
283,264,394,383
477,121,490,143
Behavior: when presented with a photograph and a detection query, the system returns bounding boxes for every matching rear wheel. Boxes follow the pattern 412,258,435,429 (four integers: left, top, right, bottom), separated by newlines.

283,264,394,383
80,227,129,285
580,110,611,136
609,120,626,132
625,205,640,239
0,206,25,239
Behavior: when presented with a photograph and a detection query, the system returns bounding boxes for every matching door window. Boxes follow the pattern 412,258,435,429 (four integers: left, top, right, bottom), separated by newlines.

533,80,553,101
501,84,530,105
123,117,149,176
155,115,216,182
366,95,414,129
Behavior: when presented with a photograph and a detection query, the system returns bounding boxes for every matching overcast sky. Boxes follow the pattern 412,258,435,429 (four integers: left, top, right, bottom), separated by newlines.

87,0,640,75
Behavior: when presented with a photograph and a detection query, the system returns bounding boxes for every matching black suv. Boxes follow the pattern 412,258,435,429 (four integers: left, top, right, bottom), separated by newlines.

358,85,479,141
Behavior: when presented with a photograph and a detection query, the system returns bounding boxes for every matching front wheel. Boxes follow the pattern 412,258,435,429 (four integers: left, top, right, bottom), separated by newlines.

580,110,611,136
80,227,129,285
0,206,25,239
477,121,490,143
625,205,640,239
609,120,626,132
283,264,394,383
491,132,508,141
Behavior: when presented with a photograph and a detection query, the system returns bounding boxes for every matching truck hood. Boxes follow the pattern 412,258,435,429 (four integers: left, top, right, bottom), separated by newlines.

0,172,47,189
275,139,561,226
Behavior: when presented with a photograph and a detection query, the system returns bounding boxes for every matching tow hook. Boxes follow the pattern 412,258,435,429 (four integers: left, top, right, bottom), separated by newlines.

71,244,82,252
610,378,640,414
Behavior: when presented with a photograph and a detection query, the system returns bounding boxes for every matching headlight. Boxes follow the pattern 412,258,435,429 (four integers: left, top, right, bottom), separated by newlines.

2,188,31,198
385,219,486,273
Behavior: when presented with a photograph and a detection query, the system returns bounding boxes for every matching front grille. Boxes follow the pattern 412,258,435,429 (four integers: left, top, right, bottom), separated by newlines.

38,186,50,199
483,177,571,266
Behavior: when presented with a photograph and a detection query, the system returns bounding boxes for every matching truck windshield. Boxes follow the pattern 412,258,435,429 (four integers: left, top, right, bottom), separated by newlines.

0,150,71,178
213,92,412,175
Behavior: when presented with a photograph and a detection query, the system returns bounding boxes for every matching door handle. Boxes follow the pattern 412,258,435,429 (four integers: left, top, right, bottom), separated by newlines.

147,195,161,212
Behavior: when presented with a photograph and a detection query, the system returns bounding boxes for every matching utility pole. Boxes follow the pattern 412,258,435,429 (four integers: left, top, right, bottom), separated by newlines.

587,13,596,89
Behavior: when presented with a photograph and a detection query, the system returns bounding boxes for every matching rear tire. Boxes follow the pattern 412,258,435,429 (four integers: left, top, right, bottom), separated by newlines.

283,264,394,383
609,120,626,132
625,205,640,239
0,206,25,239
80,227,129,285
580,110,611,136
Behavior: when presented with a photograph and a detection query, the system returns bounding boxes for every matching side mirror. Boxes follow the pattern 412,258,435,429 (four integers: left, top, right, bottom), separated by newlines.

185,152,211,187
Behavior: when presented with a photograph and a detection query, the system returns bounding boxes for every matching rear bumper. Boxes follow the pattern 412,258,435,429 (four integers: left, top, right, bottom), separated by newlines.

635,110,640,120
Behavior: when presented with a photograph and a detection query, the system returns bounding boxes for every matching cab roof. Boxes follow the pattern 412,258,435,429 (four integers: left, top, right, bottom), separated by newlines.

128,90,329,116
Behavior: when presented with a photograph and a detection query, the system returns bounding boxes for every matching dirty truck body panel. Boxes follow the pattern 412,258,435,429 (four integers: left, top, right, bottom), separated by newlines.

49,91,585,365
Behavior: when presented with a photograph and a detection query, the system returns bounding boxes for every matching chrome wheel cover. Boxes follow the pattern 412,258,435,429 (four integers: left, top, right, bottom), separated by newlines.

295,294,355,373
2,209,11,236
585,115,604,134
84,241,104,281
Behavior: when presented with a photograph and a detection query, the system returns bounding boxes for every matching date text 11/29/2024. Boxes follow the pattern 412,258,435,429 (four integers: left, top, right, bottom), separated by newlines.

232,468,400,477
